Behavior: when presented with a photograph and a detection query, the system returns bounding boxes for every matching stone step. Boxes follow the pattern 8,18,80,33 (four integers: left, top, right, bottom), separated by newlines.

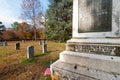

51,60,120,80
59,51,120,74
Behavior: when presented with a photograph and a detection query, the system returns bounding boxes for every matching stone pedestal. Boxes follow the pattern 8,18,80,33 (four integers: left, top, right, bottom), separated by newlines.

51,0,120,80
51,39,120,80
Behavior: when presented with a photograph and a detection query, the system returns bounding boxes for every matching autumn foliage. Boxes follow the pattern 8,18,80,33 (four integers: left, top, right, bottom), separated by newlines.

1,22,44,40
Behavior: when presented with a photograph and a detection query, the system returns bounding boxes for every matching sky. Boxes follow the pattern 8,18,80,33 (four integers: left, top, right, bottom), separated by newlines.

0,0,49,28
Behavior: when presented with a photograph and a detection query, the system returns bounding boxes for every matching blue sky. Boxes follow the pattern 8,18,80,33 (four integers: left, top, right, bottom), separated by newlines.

0,0,49,28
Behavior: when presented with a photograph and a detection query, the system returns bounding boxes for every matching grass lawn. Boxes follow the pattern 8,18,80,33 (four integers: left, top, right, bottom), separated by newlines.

0,41,66,80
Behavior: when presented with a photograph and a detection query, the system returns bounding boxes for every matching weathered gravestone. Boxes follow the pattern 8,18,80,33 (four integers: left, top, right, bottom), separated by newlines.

51,0,120,80
15,43,20,50
39,40,42,45
40,39,47,53
0,42,3,46
42,43,47,54
3,41,7,46
22,40,25,43
27,46,34,58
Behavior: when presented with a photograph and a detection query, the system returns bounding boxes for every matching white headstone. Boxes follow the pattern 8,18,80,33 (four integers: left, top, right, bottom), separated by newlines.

3,41,7,46
42,43,47,54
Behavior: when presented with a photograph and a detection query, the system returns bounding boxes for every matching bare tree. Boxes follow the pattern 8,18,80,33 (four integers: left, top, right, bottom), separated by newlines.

21,0,42,41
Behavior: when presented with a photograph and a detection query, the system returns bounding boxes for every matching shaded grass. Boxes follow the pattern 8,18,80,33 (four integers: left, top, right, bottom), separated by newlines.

34,53,45,57
20,58,34,64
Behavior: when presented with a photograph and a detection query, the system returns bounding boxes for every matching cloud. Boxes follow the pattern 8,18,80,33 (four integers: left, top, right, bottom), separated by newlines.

0,0,49,28
0,11,23,27
0,0,22,27
0,16,23,27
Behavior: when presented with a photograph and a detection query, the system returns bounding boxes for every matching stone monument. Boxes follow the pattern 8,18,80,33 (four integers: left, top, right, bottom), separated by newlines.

51,0,120,80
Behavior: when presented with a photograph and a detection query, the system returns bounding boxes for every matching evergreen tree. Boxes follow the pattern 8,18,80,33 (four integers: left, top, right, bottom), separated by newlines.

45,0,72,42
11,22,19,31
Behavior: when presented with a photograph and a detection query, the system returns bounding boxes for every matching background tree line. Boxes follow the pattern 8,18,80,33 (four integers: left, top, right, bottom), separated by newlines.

0,0,73,41
0,21,44,40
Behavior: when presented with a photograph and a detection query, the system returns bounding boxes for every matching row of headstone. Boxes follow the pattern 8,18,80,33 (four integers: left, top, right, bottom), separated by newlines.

0,41,8,46
15,42,47,59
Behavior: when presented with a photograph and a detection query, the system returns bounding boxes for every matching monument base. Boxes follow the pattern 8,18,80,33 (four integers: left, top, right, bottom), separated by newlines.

51,51,120,80
51,38,120,80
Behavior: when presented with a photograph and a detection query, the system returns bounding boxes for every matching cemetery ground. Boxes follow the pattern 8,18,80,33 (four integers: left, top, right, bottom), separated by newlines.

0,41,66,80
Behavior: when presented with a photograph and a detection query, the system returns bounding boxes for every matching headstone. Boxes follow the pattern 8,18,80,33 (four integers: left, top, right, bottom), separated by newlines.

22,40,25,43
15,43,20,50
3,41,7,46
0,42,3,46
39,40,42,45
42,39,46,44
42,43,47,54
27,46,34,58
51,0,120,80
